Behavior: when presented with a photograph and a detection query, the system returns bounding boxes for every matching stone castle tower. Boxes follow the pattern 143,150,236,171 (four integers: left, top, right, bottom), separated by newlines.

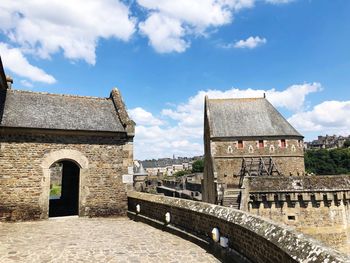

202,95,350,254
202,96,305,204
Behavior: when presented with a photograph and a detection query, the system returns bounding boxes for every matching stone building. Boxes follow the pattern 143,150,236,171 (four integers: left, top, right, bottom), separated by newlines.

202,95,350,254
305,134,350,150
0,57,135,221
203,96,305,204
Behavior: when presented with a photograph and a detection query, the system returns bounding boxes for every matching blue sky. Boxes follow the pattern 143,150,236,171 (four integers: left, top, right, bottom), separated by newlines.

0,0,350,160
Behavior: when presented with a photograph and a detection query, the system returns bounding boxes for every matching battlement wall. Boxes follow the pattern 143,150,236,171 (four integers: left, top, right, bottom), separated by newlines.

247,175,350,192
244,175,350,254
128,191,349,263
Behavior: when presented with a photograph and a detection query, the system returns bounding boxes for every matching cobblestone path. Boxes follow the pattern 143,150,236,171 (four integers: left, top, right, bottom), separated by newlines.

0,217,219,263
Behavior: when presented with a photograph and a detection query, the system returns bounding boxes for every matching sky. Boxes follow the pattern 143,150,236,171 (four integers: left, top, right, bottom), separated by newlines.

0,0,349,160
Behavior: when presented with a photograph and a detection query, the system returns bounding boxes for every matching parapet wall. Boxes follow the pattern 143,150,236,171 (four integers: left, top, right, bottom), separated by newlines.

128,192,349,263
247,175,350,192
244,175,350,253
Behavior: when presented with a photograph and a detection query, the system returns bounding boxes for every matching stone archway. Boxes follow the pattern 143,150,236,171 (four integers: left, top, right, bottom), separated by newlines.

40,149,89,219
49,160,80,217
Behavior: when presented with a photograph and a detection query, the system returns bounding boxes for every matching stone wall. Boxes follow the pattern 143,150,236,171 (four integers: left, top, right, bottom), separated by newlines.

203,138,305,203
212,138,304,183
244,176,350,254
0,130,133,221
203,101,216,203
128,191,349,263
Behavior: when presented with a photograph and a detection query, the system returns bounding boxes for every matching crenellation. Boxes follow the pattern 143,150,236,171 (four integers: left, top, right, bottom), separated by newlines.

249,190,350,206
128,192,350,262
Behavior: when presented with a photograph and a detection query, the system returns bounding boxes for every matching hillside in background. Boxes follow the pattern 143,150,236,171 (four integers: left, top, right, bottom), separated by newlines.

305,148,350,175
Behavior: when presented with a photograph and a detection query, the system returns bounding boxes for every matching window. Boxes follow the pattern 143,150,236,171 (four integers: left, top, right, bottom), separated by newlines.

259,140,264,148
288,215,296,221
248,145,254,153
281,139,286,148
298,139,303,147
238,140,243,149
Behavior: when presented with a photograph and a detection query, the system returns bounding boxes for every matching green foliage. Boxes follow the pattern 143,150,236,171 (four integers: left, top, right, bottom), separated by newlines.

192,159,204,173
148,188,158,194
305,148,350,175
173,170,191,177
50,184,62,197
344,140,350,148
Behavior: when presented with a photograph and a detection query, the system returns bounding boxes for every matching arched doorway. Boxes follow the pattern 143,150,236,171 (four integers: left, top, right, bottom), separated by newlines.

49,160,80,217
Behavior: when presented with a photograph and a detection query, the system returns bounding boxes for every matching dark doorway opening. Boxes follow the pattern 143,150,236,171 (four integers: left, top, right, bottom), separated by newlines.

49,160,80,217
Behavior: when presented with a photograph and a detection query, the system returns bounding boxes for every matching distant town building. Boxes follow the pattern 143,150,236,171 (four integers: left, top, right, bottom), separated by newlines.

141,156,200,177
158,173,203,201
305,134,350,150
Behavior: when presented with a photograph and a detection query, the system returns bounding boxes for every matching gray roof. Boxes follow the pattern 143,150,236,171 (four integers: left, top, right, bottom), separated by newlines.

0,57,8,90
207,97,302,138
0,89,125,132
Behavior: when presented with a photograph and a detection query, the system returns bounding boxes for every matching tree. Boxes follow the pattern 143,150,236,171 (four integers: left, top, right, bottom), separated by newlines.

192,160,204,173
173,170,191,178
305,148,350,175
343,140,350,148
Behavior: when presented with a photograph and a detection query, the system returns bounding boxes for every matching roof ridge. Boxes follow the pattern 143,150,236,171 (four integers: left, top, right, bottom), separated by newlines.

10,89,109,100
208,97,265,101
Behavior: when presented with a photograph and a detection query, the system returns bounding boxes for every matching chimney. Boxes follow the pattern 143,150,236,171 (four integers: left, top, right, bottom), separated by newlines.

6,76,13,89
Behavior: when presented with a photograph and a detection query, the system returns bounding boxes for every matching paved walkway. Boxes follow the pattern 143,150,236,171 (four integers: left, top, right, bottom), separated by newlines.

0,217,219,263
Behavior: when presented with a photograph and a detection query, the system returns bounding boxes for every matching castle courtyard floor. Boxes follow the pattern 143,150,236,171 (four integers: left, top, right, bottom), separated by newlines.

0,217,219,263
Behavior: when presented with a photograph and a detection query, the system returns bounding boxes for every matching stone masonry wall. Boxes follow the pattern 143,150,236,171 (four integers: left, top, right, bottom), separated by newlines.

245,176,350,254
128,192,349,263
211,138,304,188
0,131,133,221
203,106,216,203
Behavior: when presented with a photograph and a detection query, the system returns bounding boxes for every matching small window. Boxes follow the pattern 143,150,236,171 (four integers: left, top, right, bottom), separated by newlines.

288,215,296,221
238,140,243,149
259,140,264,148
281,139,286,148
298,140,303,147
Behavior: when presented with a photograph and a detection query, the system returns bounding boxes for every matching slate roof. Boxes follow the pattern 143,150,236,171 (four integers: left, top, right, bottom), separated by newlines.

0,89,125,132
0,57,8,90
207,97,302,138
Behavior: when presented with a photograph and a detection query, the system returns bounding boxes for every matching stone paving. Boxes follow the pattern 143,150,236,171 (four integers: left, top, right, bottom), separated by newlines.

0,217,220,263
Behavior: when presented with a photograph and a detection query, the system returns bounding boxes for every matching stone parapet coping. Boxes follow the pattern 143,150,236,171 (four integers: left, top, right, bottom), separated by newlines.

128,191,350,263
247,175,350,192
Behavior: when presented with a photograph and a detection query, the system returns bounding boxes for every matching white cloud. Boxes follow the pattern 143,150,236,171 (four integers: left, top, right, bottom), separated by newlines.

266,83,321,111
0,0,135,65
134,83,320,159
0,42,56,84
20,79,33,88
129,107,163,126
234,36,267,49
288,101,350,134
139,13,189,53
137,0,255,53
136,0,294,53
134,124,203,160
265,0,294,4
0,0,294,68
